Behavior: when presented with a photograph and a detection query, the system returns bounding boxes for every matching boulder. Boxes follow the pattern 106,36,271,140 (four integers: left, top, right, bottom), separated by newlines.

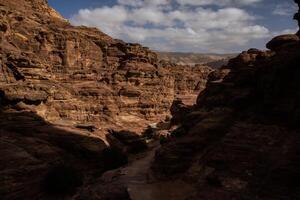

266,34,300,51
106,130,148,154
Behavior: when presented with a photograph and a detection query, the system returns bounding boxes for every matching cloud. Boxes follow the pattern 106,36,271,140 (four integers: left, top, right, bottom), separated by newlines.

70,0,270,53
272,2,297,16
118,0,170,7
273,28,298,35
176,0,262,6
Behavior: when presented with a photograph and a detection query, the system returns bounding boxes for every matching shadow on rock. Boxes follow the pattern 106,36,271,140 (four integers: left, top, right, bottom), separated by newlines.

106,129,148,154
0,107,130,199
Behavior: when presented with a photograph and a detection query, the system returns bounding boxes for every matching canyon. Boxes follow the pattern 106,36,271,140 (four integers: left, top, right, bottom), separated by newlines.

1,0,300,200
0,0,212,134
157,52,235,68
0,0,212,199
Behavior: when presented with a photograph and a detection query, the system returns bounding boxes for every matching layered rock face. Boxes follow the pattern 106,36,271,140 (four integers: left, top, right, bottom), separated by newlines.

0,0,211,134
0,0,212,199
0,110,108,199
162,62,212,105
6,0,300,199
157,52,235,67
152,3,300,200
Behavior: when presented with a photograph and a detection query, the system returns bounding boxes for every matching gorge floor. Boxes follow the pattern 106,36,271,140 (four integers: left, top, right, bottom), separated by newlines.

98,141,196,200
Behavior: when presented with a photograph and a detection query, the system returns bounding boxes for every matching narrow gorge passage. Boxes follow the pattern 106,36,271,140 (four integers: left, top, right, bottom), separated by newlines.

2,0,300,200
99,141,196,200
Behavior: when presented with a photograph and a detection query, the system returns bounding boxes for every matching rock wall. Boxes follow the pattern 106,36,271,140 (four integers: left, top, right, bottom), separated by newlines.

151,2,300,199
2,0,300,199
0,1,212,199
0,0,211,134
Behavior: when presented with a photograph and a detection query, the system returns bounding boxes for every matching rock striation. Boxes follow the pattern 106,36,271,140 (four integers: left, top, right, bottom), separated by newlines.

0,0,212,199
157,52,235,67
151,2,300,199
6,0,300,199
0,0,211,133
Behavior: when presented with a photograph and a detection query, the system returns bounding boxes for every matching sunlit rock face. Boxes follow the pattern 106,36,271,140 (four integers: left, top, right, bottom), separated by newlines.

0,0,212,134
0,0,214,199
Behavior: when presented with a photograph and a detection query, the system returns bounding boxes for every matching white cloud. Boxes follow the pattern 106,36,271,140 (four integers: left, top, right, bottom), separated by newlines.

118,0,170,7
129,7,168,25
176,0,262,6
273,28,298,35
272,2,297,16
70,1,270,53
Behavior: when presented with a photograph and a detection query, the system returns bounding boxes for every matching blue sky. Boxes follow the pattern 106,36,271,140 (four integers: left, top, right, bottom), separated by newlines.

48,0,298,53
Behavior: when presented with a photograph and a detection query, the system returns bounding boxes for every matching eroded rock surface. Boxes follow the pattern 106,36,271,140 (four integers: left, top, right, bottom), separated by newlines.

151,4,300,199
5,0,300,200
0,0,211,134
0,0,212,199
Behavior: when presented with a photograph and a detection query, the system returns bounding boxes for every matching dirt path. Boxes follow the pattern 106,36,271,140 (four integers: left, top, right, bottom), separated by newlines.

115,142,196,200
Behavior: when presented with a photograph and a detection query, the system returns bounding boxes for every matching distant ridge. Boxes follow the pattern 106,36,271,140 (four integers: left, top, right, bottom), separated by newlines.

157,51,237,67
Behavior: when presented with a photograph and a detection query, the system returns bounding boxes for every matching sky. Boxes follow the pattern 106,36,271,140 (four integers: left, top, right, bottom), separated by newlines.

48,0,298,53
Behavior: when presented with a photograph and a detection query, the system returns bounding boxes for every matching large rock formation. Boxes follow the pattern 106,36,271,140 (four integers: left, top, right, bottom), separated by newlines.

151,2,300,199
5,0,300,199
157,52,235,67
0,109,109,199
0,0,211,135
161,61,212,105
0,0,212,199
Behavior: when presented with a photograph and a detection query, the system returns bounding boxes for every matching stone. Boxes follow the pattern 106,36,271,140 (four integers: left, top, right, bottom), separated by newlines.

170,99,192,125
0,0,212,135
266,34,300,51
6,0,300,199
151,2,300,199
106,129,148,154
0,21,8,32
0,0,209,198
152,17,300,200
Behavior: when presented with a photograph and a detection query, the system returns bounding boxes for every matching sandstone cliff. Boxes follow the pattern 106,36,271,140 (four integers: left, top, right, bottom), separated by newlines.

4,0,300,199
0,0,211,134
0,0,212,199
157,52,235,68
151,2,300,199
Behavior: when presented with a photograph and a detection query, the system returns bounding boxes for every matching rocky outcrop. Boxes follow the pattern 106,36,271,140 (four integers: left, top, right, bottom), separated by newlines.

162,61,213,105
157,52,235,67
151,2,300,199
0,109,108,199
266,34,299,51
0,0,213,199
106,129,148,154
0,0,212,136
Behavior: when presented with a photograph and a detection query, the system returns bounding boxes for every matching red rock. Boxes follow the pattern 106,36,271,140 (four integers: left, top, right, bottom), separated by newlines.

266,34,300,51
0,0,212,134
0,0,213,199
152,2,300,199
